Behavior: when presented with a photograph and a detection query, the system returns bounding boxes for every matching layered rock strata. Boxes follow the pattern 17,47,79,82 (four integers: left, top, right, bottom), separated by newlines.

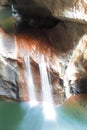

1,0,87,104
0,19,87,104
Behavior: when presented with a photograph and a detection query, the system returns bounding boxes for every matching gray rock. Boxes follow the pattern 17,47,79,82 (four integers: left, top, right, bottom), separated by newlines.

0,55,16,85
0,29,25,101
0,56,19,99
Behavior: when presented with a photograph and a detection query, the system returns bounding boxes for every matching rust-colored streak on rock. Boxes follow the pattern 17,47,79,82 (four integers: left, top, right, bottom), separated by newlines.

15,40,29,101
15,29,66,104
16,29,59,74
16,59,29,101
0,27,66,104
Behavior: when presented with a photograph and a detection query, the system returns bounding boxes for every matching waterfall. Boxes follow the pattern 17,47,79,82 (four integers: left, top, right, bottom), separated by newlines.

39,55,53,103
39,55,56,120
24,54,56,120
24,55,38,107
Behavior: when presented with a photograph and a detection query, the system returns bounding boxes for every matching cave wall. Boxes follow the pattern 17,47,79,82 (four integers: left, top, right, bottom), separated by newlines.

0,21,87,104
0,0,87,104
1,0,87,23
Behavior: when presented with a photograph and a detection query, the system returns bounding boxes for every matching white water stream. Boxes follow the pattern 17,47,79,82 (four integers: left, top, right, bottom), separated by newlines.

24,54,56,120
39,55,56,120
24,55,38,107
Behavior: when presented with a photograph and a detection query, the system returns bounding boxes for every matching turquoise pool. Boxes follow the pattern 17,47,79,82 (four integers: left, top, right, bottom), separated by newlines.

0,97,87,130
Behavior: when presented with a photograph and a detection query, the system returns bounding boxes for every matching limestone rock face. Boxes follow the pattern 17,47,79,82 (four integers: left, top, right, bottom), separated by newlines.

0,19,87,104
10,0,87,24
1,0,87,105
0,27,66,104
0,56,18,99
0,28,27,101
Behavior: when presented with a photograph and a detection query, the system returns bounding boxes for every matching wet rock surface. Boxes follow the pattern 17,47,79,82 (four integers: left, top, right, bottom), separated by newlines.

1,1,87,105
0,20,87,104
0,28,27,101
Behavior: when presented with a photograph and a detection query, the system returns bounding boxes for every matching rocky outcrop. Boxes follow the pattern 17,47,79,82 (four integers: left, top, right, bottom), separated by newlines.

1,0,87,105
1,0,87,23
0,19,87,104
0,28,28,101
0,27,66,104
9,0,87,24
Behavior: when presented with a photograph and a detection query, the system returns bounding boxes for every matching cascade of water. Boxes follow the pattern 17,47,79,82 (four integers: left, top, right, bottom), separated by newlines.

24,55,38,107
39,55,56,120
39,55,53,103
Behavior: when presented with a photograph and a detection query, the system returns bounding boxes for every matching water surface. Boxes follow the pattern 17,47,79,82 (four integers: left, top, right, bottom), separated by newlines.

0,95,87,130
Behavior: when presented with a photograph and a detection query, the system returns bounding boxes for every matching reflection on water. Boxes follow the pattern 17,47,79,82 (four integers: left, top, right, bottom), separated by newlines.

0,100,87,130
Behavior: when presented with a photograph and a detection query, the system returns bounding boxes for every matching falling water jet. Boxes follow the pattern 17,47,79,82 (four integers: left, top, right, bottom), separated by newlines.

24,55,38,107
39,55,56,120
